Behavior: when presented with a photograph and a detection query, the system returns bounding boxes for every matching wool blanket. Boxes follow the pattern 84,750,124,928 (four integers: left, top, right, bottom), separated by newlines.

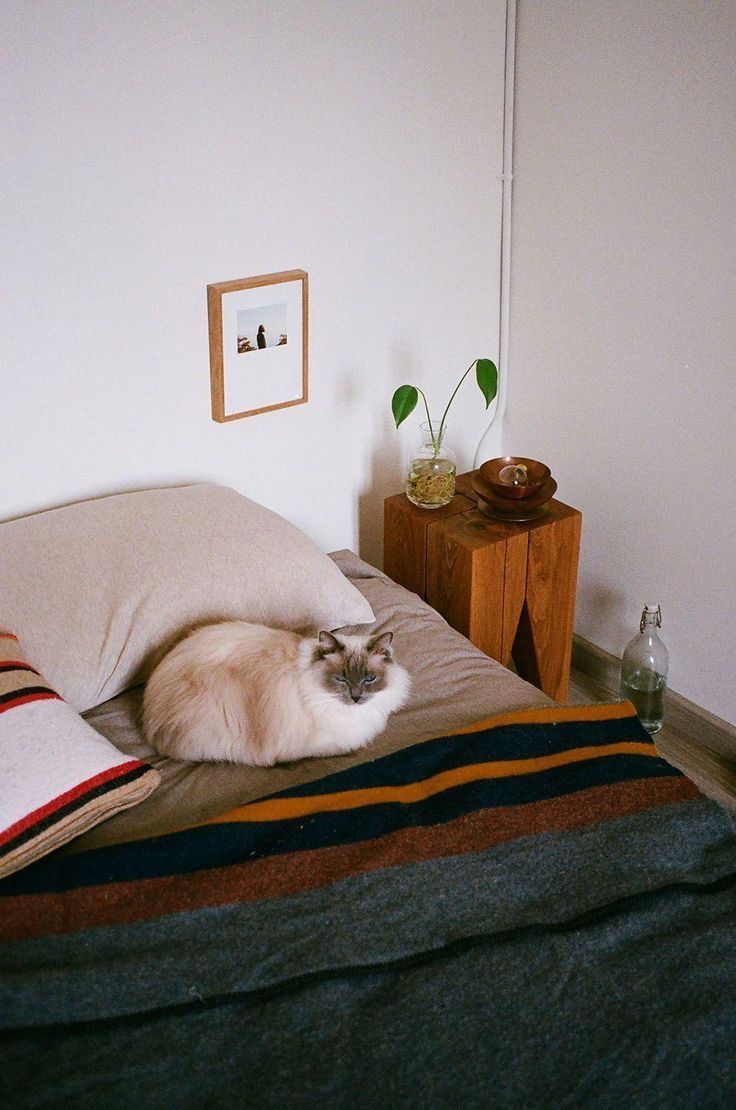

2,703,735,1108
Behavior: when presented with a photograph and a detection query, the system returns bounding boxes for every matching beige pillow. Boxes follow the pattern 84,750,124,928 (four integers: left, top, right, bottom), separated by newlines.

0,484,374,713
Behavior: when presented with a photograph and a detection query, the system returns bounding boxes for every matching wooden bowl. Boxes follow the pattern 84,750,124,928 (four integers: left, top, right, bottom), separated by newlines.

479,457,552,500
472,473,558,517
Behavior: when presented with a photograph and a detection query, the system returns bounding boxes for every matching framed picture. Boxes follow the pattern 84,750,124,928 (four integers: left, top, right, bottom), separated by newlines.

207,269,308,422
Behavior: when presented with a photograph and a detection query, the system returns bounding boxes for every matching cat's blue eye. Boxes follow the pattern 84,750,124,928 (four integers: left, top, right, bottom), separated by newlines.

365,675,377,683
335,676,347,684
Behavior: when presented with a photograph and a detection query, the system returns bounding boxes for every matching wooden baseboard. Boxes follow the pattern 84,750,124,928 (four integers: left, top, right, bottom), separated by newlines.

572,634,736,761
573,634,736,811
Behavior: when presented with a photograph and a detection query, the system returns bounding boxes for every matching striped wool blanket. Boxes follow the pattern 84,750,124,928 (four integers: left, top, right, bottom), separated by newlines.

1,703,734,1030
0,632,158,880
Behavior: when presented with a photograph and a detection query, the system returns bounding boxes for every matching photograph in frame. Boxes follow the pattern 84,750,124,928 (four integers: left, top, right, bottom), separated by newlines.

208,270,308,422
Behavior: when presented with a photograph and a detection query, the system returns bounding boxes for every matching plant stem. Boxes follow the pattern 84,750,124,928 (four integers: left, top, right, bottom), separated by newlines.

437,360,477,445
417,389,438,452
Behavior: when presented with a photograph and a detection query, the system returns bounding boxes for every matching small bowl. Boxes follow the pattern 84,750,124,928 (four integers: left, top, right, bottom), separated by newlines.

472,473,557,515
479,457,552,500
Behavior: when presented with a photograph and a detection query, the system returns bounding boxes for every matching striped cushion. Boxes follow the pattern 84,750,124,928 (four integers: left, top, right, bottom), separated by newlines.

0,632,160,879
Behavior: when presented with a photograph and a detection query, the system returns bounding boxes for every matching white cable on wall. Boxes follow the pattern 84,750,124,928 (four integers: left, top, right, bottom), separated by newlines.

474,0,516,468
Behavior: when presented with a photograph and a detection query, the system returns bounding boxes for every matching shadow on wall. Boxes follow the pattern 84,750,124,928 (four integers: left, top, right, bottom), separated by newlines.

0,478,208,525
578,580,630,655
358,345,428,569
358,413,403,570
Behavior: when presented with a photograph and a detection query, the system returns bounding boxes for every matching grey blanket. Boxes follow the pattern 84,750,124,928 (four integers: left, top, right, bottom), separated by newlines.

1,702,735,1109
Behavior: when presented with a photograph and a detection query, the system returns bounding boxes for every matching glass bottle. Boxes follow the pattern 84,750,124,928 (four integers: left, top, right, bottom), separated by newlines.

620,604,669,734
405,422,457,509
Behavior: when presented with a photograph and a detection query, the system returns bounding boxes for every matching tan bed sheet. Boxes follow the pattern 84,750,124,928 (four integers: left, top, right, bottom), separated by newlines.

73,551,552,851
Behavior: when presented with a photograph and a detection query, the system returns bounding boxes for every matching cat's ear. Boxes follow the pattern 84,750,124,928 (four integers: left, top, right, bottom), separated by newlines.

317,631,342,656
367,631,394,658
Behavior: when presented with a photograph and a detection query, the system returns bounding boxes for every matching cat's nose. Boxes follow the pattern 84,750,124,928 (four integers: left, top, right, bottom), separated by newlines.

350,691,362,703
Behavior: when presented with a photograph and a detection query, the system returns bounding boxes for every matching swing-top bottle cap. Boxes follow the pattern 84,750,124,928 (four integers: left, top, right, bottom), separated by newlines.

644,603,660,613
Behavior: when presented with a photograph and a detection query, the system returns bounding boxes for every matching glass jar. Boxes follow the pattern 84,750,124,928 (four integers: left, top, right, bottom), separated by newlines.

406,422,457,509
620,603,669,734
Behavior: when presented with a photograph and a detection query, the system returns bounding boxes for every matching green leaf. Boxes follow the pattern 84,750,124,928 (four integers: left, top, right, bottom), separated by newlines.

391,385,418,428
476,358,498,408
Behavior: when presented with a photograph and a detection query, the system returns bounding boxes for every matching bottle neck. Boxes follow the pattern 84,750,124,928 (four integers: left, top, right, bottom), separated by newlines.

640,606,662,634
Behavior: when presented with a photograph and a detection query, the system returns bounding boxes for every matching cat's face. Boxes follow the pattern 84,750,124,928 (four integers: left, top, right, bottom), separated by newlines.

314,631,395,706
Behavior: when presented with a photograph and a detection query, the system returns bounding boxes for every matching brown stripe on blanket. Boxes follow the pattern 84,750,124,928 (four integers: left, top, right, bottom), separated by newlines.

0,670,57,701
0,769,161,883
0,775,699,943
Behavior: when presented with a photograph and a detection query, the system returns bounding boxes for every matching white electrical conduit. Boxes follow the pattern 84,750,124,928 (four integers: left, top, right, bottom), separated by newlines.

474,0,516,468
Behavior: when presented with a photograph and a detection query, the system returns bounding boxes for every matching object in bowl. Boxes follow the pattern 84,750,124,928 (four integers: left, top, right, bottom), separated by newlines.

480,457,552,500
499,463,529,488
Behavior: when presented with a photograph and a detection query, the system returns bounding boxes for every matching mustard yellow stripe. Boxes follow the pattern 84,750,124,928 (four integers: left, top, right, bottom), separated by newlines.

212,740,657,825
446,701,636,737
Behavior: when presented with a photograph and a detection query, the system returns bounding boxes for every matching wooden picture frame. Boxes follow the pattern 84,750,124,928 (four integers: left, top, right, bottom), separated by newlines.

208,269,308,422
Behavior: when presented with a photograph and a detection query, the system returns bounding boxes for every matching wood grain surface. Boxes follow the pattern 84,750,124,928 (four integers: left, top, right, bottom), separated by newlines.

519,509,582,701
384,474,582,701
383,490,473,598
426,520,507,657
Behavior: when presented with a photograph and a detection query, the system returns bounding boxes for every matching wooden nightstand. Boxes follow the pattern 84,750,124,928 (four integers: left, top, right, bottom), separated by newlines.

384,471,582,702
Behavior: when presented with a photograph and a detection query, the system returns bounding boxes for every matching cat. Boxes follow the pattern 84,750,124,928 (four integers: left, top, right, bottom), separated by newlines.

142,622,410,767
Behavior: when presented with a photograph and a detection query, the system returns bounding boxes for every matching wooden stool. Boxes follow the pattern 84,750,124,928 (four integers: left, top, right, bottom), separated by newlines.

383,472,582,702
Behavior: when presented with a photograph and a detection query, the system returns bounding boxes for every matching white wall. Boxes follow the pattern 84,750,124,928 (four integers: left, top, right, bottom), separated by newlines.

0,0,507,567
509,0,736,721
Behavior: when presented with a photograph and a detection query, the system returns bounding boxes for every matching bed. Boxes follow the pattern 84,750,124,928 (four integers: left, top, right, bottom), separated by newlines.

1,489,735,1109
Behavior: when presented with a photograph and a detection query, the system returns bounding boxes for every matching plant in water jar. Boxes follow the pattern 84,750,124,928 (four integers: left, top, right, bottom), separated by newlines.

392,359,498,509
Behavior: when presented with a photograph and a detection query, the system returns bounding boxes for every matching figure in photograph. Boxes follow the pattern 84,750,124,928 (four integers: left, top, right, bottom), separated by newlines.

236,303,288,355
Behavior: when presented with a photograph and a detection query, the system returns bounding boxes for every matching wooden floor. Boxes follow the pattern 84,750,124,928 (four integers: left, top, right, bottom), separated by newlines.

567,666,736,813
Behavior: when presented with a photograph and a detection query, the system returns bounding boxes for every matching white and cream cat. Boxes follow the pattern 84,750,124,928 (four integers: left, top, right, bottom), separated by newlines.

142,622,410,767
